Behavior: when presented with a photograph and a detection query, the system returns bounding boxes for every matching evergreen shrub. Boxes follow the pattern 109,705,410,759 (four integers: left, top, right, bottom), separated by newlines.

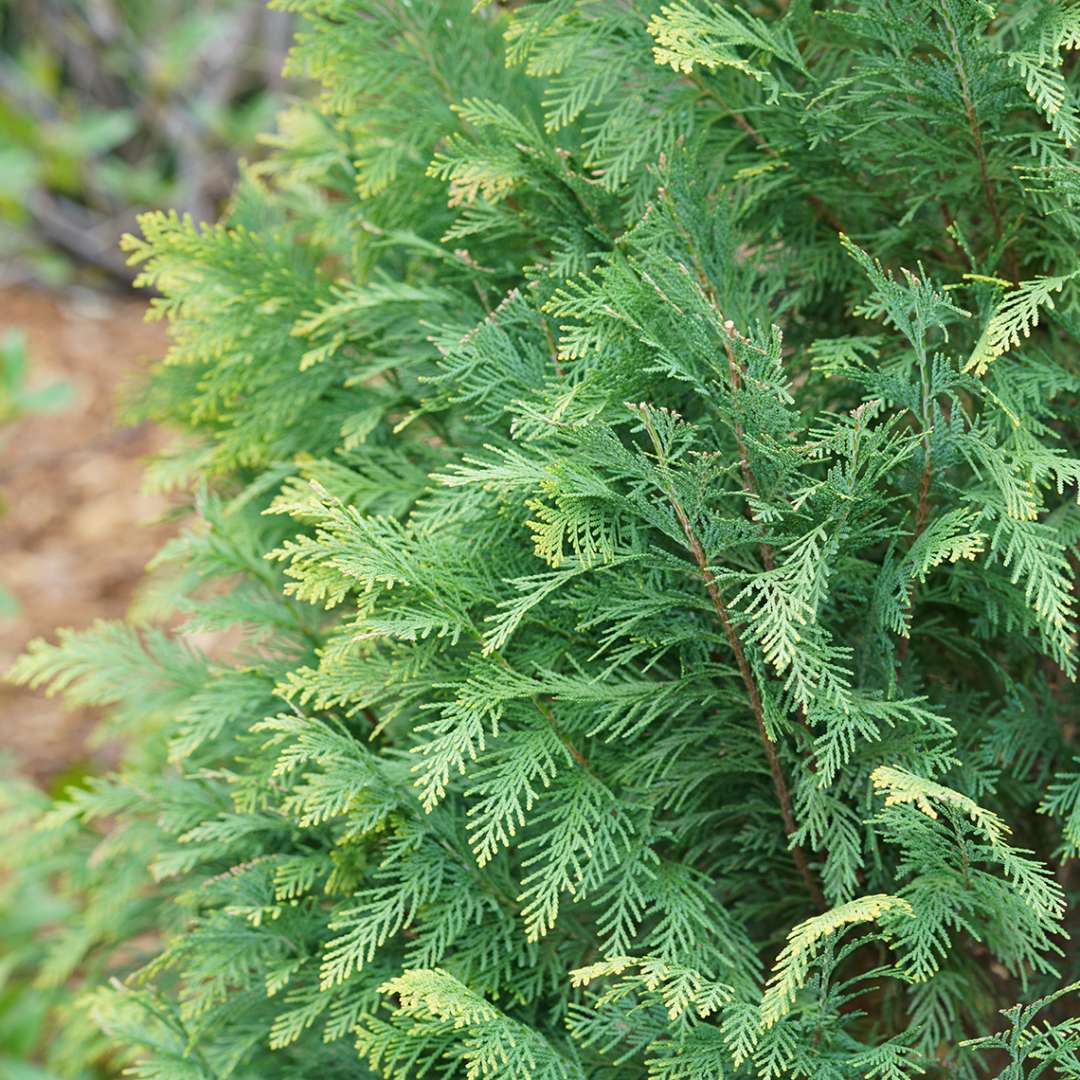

7,1,1080,1076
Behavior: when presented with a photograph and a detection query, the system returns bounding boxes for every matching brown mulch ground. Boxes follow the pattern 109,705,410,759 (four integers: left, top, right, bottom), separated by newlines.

0,285,171,782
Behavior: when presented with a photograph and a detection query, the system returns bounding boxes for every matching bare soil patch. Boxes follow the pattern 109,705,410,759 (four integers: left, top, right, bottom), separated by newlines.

0,285,170,781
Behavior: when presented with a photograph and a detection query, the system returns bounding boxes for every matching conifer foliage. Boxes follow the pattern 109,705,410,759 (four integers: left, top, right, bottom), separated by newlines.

8,1,1080,1076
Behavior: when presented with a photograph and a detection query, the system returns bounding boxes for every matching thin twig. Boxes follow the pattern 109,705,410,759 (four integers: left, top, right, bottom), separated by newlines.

941,7,1017,282
535,695,594,774
491,650,595,775
636,404,826,911
657,177,776,569
690,80,847,237
27,191,137,283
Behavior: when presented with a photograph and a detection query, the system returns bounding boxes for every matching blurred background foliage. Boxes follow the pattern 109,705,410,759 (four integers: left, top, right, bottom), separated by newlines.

0,0,291,286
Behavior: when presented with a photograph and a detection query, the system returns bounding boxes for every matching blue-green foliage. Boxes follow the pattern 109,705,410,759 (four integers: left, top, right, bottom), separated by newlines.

6,1,1080,1077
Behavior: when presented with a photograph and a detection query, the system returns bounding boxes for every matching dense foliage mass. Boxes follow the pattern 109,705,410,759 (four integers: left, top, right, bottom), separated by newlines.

6,1,1080,1076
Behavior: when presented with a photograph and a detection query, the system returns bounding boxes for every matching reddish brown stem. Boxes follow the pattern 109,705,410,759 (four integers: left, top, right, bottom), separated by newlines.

539,698,593,773
941,8,1018,282
492,645,595,775
650,190,823,903
638,407,826,911
724,105,847,237
722,326,777,572
658,179,776,569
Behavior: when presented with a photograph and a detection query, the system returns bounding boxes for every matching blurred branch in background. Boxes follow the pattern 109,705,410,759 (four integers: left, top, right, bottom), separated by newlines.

0,0,291,287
